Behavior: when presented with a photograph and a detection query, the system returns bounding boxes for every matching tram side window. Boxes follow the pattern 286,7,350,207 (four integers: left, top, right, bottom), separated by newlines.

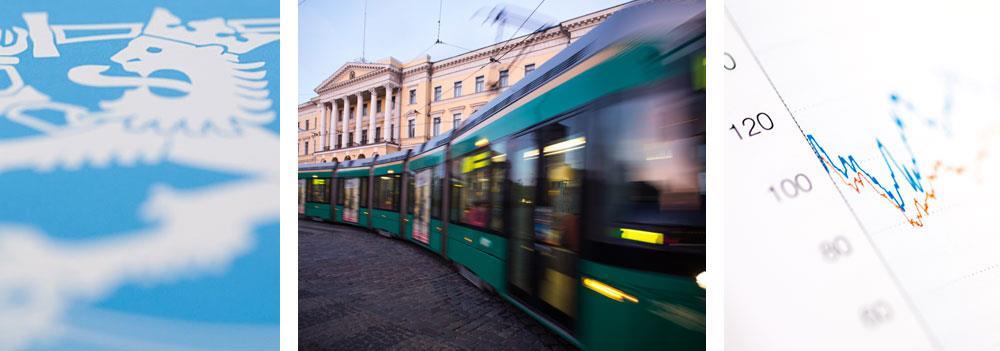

431,163,445,219
336,178,345,205
488,143,507,231
374,174,400,211
450,148,505,231
407,171,416,215
308,178,330,203
360,178,369,209
537,120,586,253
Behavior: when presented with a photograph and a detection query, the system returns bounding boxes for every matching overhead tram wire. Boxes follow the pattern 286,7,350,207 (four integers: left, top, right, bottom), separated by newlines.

409,0,477,85
431,0,550,100
436,0,444,43
403,0,549,106
492,0,548,63
361,0,367,62
439,41,472,52
417,0,476,55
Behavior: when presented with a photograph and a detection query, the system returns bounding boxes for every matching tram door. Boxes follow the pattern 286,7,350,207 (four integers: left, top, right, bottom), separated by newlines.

411,169,432,245
298,179,306,214
343,178,360,223
507,117,585,331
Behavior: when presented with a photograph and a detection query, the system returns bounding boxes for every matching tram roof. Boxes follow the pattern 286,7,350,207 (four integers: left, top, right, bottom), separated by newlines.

299,162,336,171
453,0,705,141
374,150,409,164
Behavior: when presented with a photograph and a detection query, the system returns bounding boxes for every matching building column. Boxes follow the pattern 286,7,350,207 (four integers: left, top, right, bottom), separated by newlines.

384,85,393,142
342,97,350,148
330,99,344,148
328,102,337,149
368,88,377,144
355,92,363,145
318,101,328,151
396,87,404,142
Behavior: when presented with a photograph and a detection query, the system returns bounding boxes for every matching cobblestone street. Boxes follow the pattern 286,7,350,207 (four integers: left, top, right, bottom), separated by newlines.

299,220,574,351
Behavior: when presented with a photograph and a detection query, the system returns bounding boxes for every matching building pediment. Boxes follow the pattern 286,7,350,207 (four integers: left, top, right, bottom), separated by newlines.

315,62,396,93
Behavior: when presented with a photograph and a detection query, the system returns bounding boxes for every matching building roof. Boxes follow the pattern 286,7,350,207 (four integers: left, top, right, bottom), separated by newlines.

307,1,637,101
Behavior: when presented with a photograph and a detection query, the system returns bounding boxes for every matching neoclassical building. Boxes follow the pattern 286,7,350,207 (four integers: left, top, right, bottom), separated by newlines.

299,3,626,164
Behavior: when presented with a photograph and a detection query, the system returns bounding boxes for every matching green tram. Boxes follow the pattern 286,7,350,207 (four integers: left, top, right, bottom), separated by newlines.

299,1,705,349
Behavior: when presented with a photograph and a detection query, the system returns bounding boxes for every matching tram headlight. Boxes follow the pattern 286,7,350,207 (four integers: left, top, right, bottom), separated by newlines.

695,271,707,289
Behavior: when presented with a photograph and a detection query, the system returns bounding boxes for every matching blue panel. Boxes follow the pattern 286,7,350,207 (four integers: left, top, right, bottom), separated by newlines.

0,2,280,350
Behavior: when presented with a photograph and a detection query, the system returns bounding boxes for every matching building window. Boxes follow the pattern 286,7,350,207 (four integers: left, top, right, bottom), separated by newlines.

304,141,309,155
362,129,368,144
499,70,509,88
376,98,382,113
432,117,441,136
434,86,442,101
454,81,462,98
453,113,462,129
348,132,354,145
409,89,416,105
390,96,396,110
376,127,382,142
305,120,309,130
408,118,416,138
524,63,535,75
475,76,484,93
362,103,368,116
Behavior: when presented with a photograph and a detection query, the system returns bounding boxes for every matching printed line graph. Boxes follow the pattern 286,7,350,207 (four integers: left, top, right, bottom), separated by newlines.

732,63,1000,350
727,2,1000,350
804,93,972,228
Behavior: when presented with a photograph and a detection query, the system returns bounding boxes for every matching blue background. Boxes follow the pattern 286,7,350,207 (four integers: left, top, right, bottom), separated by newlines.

0,1,279,349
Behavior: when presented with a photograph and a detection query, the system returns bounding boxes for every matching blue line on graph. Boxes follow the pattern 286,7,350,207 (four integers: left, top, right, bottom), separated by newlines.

805,93,925,212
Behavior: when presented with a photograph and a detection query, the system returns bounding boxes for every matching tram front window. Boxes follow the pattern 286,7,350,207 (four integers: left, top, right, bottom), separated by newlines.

587,79,706,275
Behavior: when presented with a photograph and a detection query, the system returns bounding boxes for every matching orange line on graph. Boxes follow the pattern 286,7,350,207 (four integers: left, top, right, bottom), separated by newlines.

823,158,964,228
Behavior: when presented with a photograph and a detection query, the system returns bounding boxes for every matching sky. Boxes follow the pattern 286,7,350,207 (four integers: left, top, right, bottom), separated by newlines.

298,0,629,103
